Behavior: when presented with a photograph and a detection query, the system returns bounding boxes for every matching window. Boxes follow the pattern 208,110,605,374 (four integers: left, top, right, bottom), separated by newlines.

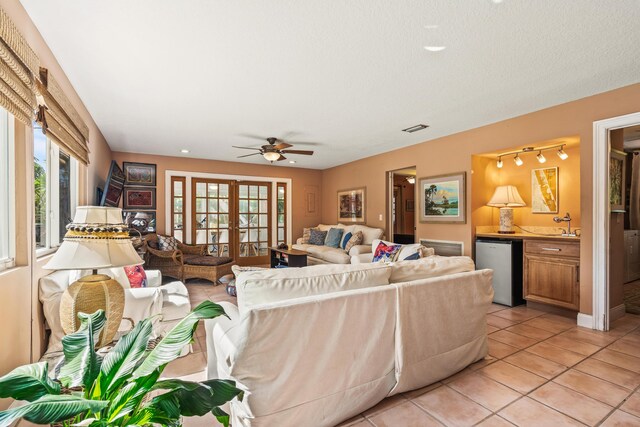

276,183,287,246
0,108,15,270
34,125,79,253
171,176,185,242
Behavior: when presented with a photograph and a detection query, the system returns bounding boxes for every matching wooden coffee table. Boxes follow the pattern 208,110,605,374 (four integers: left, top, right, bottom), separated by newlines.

270,247,309,268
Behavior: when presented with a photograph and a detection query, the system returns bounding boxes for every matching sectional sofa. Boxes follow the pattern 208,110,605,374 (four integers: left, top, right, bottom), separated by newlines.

292,223,385,264
205,256,494,427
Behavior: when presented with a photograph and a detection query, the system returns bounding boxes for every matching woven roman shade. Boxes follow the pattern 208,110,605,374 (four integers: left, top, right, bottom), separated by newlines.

37,67,90,164
0,7,38,125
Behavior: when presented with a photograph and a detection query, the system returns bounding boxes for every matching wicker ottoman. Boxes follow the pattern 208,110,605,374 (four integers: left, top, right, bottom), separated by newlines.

183,255,234,284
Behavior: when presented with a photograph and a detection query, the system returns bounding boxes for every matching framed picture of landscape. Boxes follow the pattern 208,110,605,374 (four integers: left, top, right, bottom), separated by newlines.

610,149,626,212
419,172,466,223
337,187,366,223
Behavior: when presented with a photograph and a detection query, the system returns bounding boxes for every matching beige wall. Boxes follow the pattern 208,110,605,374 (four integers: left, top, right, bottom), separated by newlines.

322,82,640,315
473,144,581,229
111,152,323,241
0,0,113,410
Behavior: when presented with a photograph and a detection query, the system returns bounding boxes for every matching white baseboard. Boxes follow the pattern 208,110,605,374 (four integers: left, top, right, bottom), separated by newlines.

610,304,626,322
577,313,593,329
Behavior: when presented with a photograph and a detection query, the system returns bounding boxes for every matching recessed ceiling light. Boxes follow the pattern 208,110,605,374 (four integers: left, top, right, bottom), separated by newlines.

424,46,446,52
180,149,190,153
289,160,296,164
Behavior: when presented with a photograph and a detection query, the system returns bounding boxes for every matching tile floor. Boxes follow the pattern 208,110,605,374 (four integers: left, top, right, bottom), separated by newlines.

173,281,640,427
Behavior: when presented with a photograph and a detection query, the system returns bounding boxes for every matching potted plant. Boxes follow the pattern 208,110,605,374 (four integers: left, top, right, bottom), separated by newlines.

0,301,242,426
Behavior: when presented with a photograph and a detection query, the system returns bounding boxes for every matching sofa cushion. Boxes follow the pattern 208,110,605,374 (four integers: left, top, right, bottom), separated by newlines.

235,263,392,311
184,255,233,266
352,225,384,244
305,245,351,264
325,228,344,248
344,231,364,252
309,229,328,245
389,255,475,284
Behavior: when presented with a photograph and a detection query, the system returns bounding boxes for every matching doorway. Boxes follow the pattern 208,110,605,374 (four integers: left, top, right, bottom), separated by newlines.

593,112,640,331
191,178,272,266
387,167,417,244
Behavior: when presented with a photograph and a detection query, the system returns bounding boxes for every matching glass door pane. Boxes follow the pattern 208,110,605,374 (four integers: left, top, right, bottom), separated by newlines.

192,178,234,257
236,182,271,265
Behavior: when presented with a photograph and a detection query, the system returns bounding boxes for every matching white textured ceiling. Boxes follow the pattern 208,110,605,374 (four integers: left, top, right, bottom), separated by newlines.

19,0,640,169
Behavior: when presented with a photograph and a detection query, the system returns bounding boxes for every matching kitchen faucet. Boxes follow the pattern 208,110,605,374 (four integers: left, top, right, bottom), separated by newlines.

553,212,575,236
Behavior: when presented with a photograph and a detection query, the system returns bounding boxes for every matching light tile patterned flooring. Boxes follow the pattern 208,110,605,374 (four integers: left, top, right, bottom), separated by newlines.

174,281,640,427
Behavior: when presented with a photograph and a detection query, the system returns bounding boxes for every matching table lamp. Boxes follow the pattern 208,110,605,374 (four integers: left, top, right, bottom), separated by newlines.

44,206,143,346
487,185,526,234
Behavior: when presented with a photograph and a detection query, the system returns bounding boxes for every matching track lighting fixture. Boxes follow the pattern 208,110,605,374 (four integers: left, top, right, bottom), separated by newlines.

496,143,569,168
557,146,568,160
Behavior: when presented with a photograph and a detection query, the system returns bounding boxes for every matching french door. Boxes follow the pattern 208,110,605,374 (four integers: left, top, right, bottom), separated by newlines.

191,178,271,265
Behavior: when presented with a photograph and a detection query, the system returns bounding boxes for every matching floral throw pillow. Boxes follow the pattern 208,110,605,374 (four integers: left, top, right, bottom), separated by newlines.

372,241,402,263
124,265,147,288
344,231,363,252
158,235,179,251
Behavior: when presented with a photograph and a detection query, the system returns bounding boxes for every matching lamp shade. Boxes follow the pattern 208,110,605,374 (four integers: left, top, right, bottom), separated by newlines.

487,185,526,207
44,206,143,270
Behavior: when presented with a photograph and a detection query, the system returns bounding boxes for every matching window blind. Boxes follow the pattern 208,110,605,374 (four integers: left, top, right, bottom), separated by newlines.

0,6,38,125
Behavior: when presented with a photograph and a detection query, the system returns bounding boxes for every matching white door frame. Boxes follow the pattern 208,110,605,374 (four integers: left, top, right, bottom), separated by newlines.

591,112,640,331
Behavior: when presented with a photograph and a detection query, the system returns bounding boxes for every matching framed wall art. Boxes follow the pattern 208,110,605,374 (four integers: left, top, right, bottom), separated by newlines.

419,172,466,223
610,149,626,212
337,187,366,223
123,187,156,209
531,167,559,213
100,161,125,207
123,162,157,186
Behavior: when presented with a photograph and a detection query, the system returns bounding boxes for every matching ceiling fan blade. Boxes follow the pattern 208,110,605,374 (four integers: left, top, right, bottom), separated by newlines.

277,154,287,161
237,152,261,158
238,133,268,141
273,142,293,150
233,145,262,151
280,149,314,155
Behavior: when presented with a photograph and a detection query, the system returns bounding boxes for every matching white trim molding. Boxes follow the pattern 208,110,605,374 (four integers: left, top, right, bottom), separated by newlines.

592,111,640,331
610,304,626,323
164,170,293,246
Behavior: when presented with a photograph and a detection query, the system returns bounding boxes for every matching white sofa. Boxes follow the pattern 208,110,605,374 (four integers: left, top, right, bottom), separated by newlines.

205,257,493,427
39,267,191,355
292,223,384,264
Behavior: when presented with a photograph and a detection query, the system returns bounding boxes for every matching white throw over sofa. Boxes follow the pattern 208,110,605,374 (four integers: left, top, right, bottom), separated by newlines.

39,267,191,355
206,256,494,427
292,223,384,264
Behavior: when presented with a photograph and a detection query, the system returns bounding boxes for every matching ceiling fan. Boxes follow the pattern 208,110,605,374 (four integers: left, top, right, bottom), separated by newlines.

233,137,314,163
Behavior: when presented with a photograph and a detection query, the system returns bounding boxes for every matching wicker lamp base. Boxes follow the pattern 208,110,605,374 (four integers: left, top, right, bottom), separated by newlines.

59,274,125,347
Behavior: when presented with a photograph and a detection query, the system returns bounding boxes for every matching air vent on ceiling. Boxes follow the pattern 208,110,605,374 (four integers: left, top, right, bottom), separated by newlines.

420,239,464,257
402,124,429,133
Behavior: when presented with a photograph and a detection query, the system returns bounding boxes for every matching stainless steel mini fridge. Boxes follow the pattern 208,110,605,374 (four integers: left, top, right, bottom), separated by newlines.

475,239,525,307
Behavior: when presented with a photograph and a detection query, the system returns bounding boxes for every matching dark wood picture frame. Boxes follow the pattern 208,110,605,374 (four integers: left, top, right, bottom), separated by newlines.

100,161,125,207
123,187,156,209
123,162,157,186
337,187,366,224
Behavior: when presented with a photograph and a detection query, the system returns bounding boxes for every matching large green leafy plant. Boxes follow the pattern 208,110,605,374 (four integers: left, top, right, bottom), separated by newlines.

0,301,242,427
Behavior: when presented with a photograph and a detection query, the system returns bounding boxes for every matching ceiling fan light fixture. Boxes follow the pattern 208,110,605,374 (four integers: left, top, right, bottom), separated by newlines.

263,151,280,162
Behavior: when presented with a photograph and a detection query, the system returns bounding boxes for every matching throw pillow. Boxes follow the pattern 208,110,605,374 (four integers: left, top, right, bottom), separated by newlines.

309,229,328,245
157,235,179,251
301,227,315,244
372,241,403,263
325,228,344,248
402,251,421,261
341,232,352,249
124,265,147,288
344,231,363,252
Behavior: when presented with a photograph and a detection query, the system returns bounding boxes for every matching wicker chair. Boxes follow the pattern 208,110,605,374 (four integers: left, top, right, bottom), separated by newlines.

144,234,234,284
144,234,207,281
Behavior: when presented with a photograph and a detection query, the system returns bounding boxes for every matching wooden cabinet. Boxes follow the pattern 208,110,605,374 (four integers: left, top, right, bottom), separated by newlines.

523,239,580,310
